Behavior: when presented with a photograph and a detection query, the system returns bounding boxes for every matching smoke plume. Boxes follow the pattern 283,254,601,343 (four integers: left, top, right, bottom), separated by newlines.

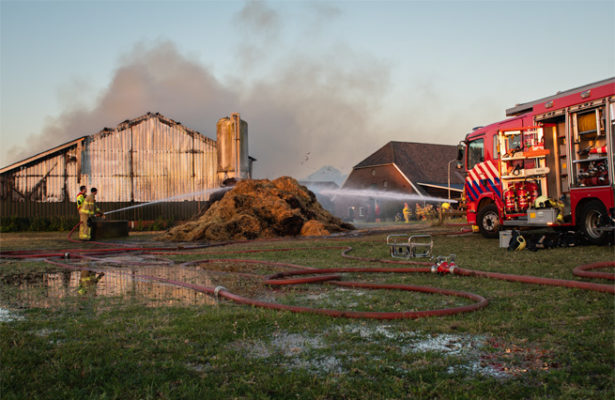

5,1,391,179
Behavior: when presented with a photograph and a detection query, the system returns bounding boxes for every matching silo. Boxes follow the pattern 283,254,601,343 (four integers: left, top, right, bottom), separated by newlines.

216,113,249,181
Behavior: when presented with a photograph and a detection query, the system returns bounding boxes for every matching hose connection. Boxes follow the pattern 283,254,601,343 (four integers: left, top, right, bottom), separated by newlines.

213,286,227,303
431,254,457,275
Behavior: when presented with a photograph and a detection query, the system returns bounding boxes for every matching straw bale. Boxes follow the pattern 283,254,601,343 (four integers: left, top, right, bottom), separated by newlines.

162,177,353,241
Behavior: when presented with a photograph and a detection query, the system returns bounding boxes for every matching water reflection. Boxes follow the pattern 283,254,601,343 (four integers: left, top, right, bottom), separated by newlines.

0,266,217,309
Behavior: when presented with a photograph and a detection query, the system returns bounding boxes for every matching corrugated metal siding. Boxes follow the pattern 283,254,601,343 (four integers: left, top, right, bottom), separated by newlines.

9,149,79,202
1,114,220,220
83,116,217,202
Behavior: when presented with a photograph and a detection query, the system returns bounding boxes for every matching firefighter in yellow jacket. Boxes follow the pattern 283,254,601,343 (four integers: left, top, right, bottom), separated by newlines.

76,185,87,210
402,202,411,223
77,186,88,240
77,270,105,295
79,187,102,240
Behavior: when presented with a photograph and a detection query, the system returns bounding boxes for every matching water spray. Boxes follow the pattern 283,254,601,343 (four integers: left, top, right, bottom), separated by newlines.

318,188,457,204
103,187,232,216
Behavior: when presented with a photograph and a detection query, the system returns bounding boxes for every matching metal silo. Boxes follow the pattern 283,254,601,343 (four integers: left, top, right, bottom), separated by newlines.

216,113,249,181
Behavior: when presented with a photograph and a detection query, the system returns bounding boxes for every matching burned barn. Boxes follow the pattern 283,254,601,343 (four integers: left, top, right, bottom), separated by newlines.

335,141,464,221
0,112,253,223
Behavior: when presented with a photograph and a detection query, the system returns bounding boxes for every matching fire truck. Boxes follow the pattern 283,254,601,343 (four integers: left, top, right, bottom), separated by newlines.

458,77,615,244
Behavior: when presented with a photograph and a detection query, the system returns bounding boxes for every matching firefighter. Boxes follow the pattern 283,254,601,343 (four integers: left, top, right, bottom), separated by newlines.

402,202,411,223
438,202,451,225
79,187,102,240
76,185,88,240
76,185,87,210
77,270,105,295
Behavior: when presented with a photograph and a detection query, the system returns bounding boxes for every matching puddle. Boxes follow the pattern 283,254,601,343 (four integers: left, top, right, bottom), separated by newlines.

231,331,343,374
185,362,209,373
403,333,483,356
231,328,503,377
447,359,509,379
285,288,370,310
332,324,531,379
0,266,221,309
86,254,174,266
233,332,326,358
334,323,404,340
0,307,24,322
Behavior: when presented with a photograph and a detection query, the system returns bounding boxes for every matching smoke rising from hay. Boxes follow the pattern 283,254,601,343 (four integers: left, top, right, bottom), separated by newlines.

5,2,390,179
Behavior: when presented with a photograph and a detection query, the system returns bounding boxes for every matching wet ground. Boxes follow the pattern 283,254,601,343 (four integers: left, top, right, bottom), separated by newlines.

0,266,216,309
228,325,554,379
0,230,566,383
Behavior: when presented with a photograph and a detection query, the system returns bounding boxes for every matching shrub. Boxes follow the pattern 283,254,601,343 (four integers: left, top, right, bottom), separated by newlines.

0,216,79,232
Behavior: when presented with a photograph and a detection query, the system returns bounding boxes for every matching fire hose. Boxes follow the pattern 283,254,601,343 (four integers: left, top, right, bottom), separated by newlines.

2,235,613,319
339,247,615,294
43,256,488,320
573,261,615,281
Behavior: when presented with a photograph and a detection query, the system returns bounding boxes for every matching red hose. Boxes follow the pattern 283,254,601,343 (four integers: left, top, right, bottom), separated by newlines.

217,285,487,320
259,266,489,318
5,233,613,320
43,255,488,320
572,261,615,281
148,245,348,256
452,267,615,294
67,221,81,241
341,246,615,294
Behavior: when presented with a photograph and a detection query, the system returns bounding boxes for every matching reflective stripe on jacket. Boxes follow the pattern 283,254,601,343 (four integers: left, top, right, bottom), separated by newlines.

76,193,85,209
80,194,100,215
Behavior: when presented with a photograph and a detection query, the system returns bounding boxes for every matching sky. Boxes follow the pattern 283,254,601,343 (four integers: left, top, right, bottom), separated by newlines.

1,0,613,179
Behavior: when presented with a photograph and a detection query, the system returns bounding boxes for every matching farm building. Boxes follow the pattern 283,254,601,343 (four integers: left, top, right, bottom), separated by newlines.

0,112,253,224
334,141,464,221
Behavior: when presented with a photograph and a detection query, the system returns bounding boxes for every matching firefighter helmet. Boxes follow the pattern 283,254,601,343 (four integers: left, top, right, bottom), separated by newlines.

534,195,550,209
508,230,526,251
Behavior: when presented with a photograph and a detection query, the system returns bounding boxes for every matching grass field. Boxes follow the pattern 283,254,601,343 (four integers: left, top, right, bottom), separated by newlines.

0,226,613,399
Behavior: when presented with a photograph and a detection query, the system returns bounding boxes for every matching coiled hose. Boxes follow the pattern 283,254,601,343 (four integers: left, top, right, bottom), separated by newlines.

2,231,613,319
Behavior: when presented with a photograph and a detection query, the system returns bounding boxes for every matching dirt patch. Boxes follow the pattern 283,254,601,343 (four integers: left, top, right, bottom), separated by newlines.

162,177,354,241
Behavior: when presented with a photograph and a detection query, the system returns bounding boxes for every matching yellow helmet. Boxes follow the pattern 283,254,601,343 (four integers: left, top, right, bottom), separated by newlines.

514,235,526,251
508,230,526,251
534,195,549,209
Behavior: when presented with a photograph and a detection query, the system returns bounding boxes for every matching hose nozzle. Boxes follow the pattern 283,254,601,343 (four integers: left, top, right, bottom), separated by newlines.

431,254,457,275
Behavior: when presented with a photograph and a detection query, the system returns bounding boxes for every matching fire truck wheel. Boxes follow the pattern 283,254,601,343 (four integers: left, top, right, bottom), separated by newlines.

577,200,611,245
477,204,500,238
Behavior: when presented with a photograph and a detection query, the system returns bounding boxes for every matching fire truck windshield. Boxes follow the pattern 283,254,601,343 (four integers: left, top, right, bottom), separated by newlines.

467,139,484,169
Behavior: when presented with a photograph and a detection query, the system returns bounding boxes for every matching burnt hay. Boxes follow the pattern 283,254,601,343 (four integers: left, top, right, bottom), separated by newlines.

162,177,354,241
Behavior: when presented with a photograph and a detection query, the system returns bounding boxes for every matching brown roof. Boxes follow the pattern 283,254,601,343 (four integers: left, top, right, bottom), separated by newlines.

354,141,464,185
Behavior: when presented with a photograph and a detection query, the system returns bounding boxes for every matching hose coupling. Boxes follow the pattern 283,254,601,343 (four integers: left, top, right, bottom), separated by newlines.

213,286,227,302
431,254,457,275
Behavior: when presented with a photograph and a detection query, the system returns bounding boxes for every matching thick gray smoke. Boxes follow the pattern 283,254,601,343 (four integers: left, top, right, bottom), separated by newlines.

5,2,390,179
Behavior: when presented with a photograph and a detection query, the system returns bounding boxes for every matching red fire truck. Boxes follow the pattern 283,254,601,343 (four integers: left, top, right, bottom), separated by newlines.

458,77,615,244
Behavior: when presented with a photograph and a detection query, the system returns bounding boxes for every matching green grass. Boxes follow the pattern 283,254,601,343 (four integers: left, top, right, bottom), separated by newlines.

0,229,614,399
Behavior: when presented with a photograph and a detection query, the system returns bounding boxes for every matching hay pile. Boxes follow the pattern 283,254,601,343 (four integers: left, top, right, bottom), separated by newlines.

163,177,354,241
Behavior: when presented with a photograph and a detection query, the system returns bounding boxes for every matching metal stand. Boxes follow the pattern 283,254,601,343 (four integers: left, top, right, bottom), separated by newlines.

387,234,433,259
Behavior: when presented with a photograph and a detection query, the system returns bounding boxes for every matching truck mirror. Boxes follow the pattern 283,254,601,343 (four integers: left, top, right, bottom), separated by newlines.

456,143,465,168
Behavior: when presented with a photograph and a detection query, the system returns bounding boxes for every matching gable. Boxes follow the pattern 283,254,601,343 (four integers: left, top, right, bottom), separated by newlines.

354,141,464,185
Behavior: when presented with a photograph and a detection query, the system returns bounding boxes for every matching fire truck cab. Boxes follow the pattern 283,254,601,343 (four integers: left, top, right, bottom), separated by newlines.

459,78,615,244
